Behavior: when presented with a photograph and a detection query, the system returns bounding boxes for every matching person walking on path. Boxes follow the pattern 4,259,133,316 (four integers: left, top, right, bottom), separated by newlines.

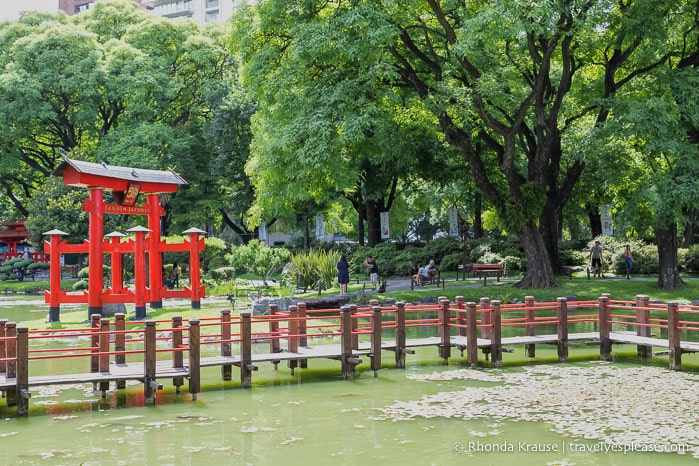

624,245,633,280
364,256,379,290
172,262,180,288
337,255,350,294
589,241,604,278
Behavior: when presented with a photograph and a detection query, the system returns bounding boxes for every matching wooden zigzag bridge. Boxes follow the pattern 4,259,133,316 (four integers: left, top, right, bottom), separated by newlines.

2,294,699,416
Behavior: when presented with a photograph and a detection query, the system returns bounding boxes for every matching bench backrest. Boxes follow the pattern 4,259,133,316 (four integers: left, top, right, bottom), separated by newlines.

473,263,502,270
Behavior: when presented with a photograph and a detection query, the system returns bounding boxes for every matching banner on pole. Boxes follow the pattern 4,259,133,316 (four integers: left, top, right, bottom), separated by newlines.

601,205,613,236
258,222,266,242
316,214,325,241
448,209,459,237
380,212,390,239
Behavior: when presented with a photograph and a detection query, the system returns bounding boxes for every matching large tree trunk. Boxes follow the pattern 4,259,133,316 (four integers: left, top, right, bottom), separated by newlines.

655,223,685,291
365,200,382,247
515,221,558,288
539,212,561,275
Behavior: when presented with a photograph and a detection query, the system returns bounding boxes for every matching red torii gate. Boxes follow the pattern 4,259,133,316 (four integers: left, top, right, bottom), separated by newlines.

44,158,206,322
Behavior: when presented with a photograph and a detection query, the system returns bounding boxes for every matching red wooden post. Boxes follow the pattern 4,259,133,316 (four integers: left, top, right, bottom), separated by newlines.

99,318,110,394
350,303,361,350
599,296,611,361
114,313,126,389
298,302,308,369
288,305,299,374
239,313,255,388
340,307,358,379
87,188,105,316
147,193,163,308
105,231,126,295
394,302,407,368
667,302,682,370
438,299,451,362
480,297,492,339
188,319,201,397
184,228,206,309
44,230,67,322
144,320,158,404
525,296,536,357
635,294,652,358
370,305,382,376
268,304,280,370
0,319,7,374
172,316,184,392
128,226,151,319
15,326,29,416
455,296,466,338
220,310,232,381
557,297,569,363
90,314,101,374
5,322,17,407
466,302,478,365
491,301,502,367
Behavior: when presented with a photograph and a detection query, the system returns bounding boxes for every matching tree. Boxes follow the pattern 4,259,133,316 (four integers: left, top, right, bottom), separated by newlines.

0,1,239,238
231,2,453,247
232,0,686,287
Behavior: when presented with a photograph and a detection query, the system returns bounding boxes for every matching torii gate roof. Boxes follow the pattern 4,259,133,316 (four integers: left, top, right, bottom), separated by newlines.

52,158,187,193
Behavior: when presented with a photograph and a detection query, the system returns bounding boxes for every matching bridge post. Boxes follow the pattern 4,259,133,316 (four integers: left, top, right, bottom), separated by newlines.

4,322,17,407
556,298,569,363
220,310,232,381
90,314,101,375
239,313,254,388
188,319,201,396
288,306,299,375
667,302,681,370
394,302,407,368
99,318,110,395
455,297,466,338
268,304,280,370
370,305,382,376
144,320,158,404
466,302,478,366
15,326,29,416
525,296,536,357
491,301,502,367
598,296,611,361
172,316,184,392
352,303,364,350
340,306,358,379
438,299,451,363
635,294,652,358
480,298,492,339
0,319,7,374
298,302,308,369
114,313,126,389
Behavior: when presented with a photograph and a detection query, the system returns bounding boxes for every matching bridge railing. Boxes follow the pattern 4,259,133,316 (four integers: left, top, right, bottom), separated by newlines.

2,295,699,416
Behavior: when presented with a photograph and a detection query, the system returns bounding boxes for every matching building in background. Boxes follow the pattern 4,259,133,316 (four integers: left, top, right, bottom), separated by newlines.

58,0,247,24
141,0,247,24
58,0,142,15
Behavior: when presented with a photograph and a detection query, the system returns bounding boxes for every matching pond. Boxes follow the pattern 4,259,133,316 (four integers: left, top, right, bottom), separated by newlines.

2,344,698,465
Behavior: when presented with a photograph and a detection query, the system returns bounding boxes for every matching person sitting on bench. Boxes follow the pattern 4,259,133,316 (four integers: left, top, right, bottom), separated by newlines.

415,265,429,286
426,259,438,282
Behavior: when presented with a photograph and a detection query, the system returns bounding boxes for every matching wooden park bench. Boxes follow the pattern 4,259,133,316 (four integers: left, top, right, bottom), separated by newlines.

472,263,502,286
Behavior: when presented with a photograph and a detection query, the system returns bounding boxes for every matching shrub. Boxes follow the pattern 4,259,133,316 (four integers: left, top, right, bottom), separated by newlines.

225,239,291,284
681,245,699,273
290,249,340,292
210,267,236,282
